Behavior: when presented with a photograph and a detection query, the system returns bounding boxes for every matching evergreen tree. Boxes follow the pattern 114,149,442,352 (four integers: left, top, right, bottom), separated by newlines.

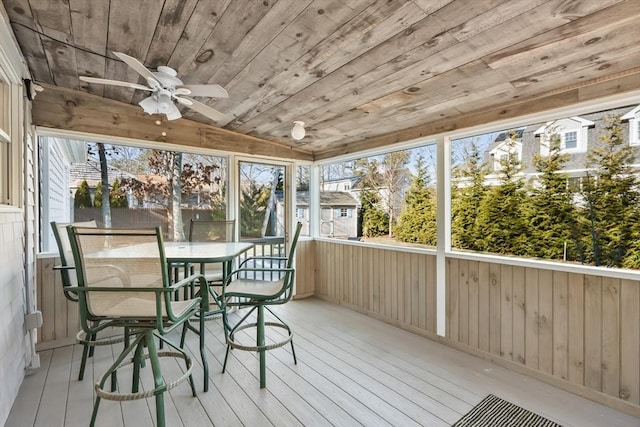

451,142,487,250
240,183,269,238
355,159,389,237
109,179,128,208
520,132,577,260
94,182,103,207
393,156,436,245
74,179,92,208
580,115,639,267
360,185,388,237
475,134,527,255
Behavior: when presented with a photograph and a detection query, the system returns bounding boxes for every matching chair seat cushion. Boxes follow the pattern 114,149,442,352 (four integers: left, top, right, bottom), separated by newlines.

226,278,285,299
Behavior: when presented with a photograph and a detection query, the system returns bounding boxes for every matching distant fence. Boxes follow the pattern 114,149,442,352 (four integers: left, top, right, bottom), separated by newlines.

74,207,220,240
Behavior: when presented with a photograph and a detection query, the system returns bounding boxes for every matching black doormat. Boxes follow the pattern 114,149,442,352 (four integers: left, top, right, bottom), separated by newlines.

453,394,563,427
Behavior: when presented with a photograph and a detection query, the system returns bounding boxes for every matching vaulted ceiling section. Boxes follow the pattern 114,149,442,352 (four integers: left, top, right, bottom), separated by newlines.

4,0,640,160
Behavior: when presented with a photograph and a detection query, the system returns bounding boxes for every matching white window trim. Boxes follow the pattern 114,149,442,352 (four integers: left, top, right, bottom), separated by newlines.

621,105,640,146
628,118,640,146
535,117,593,155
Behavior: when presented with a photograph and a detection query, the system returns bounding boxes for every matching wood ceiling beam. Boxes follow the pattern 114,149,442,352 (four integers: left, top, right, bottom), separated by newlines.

31,84,314,161
314,70,640,160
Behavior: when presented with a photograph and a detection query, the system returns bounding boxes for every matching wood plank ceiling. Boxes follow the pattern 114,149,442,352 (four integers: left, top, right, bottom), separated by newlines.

3,0,640,160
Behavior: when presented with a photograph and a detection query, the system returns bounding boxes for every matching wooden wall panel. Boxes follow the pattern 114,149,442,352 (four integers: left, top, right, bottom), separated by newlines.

512,266,526,365
567,273,585,386
36,256,79,350
313,242,438,335
619,279,640,406
294,240,315,297
524,267,540,370
446,257,640,413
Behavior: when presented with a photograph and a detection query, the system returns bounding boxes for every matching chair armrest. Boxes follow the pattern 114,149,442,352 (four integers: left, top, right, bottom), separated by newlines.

52,264,75,271
171,272,208,291
171,273,210,311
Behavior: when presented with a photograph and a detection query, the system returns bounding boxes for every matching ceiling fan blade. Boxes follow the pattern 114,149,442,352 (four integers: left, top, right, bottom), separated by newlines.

174,96,193,106
179,96,226,121
113,51,161,89
79,76,152,91
177,84,228,98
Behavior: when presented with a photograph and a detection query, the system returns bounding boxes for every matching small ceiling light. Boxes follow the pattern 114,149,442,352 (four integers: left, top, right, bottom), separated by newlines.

291,121,306,140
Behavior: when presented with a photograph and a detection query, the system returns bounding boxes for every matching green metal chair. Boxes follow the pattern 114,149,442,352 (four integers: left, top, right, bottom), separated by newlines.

51,220,125,382
221,222,302,388
67,226,210,427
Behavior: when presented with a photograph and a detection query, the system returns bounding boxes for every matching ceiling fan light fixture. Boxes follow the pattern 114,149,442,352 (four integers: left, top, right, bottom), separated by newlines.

139,95,159,115
291,121,306,140
157,94,173,114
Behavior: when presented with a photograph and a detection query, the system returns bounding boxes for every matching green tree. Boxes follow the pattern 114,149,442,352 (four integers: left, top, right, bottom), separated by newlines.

475,134,527,255
110,179,128,208
451,142,487,250
521,132,577,260
240,183,269,237
580,115,639,267
393,156,436,245
355,159,389,237
94,182,103,207
74,179,92,208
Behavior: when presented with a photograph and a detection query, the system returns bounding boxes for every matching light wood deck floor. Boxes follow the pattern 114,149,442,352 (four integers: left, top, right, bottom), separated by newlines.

7,298,639,427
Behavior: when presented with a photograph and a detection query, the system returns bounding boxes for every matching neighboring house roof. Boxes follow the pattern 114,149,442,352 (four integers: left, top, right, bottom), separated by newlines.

533,116,595,135
621,105,640,120
70,157,139,187
282,191,357,207
320,191,358,206
493,128,524,143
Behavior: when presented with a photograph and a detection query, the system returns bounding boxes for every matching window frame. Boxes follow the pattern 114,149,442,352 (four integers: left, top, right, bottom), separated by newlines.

0,56,22,208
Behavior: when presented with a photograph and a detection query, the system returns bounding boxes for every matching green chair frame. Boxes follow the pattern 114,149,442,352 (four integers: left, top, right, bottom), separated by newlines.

221,222,302,388
51,220,125,383
67,226,210,427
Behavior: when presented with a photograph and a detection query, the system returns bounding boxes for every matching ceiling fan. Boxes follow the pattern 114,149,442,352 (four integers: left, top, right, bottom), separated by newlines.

79,51,228,121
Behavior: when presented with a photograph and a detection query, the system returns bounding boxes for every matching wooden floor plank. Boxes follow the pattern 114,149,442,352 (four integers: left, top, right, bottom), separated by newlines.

287,311,473,420
8,298,639,427
33,346,72,427
5,350,53,427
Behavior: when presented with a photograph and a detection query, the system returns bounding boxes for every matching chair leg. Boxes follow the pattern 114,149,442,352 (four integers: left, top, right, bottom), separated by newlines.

145,331,166,427
222,309,231,374
290,340,297,365
91,333,144,427
257,305,266,389
132,339,145,393
199,312,209,392
88,333,96,357
180,322,188,348
78,343,90,381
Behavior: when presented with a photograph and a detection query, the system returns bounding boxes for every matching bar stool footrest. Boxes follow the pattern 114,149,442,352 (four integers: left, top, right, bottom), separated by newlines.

95,351,192,401
227,321,293,352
